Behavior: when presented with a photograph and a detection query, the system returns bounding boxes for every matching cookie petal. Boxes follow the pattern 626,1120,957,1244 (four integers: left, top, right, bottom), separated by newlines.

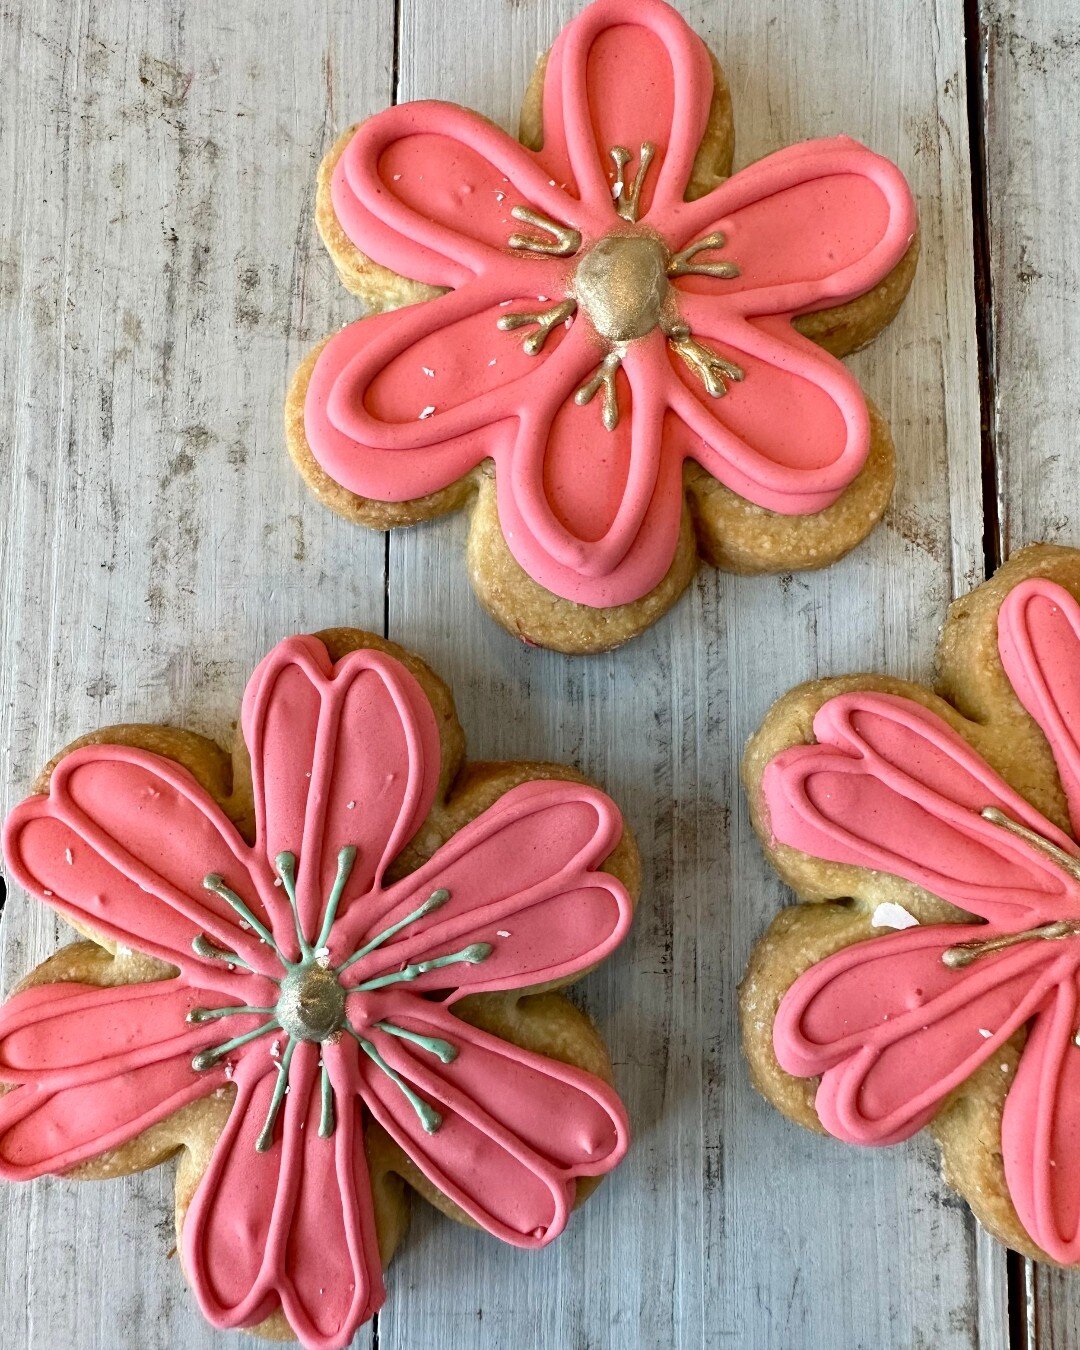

2,747,279,977
332,100,594,288
305,279,572,501
334,779,631,992
539,0,716,217
999,579,1080,836
357,1002,627,1246
774,925,1065,1145
242,638,441,950
183,1043,384,1349
660,137,916,317
1002,972,1080,1263
493,332,685,606
0,982,249,1180
763,692,1080,928
665,312,870,514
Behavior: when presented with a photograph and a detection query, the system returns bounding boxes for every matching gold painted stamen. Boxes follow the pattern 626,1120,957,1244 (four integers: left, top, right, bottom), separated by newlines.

981,806,1080,882
507,206,581,258
667,231,741,280
941,920,1079,970
610,142,655,223
575,352,622,431
497,298,577,355
668,332,744,397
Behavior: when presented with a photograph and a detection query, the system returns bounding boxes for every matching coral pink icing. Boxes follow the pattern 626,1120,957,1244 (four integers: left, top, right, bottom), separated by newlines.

0,636,633,1349
764,578,1080,1262
305,0,917,608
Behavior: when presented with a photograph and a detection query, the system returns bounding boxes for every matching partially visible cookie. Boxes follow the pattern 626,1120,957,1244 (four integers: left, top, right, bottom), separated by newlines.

286,0,918,653
741,544,1080,1263
0,629,640,1347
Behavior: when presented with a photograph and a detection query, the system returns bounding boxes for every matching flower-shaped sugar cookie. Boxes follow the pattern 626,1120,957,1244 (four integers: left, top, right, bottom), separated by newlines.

741,545,1080,1262
0,631,639,1348
287,0,918,653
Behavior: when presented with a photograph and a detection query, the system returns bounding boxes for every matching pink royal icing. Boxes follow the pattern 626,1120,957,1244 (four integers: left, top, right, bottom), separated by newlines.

305,0,917,608
764,579,1080,1262
0,636,633,1349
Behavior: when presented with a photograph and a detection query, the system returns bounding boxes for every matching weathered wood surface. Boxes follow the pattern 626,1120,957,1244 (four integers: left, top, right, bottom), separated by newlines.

979,1,1080,1345
0,2,391,1346
0,0,1062,1343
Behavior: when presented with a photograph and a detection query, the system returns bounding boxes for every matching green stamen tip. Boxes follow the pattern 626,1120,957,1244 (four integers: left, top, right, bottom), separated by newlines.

187,1009,212,1024
202,872,224,891
462,942,491,963
422,887,450,916
191,1050,216,1071
275,851,296,877
354,1033,444,1135
339,845,357,867
373,1020,458,1064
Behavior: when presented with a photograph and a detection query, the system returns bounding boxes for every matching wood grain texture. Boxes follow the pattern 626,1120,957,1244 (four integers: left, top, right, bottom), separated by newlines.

0,1,392,1346
0,0,1034,1345
382,1,996,1347
980,1,1080,1343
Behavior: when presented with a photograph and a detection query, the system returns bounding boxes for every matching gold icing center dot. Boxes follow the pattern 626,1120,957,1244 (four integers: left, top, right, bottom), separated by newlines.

572,231,672,344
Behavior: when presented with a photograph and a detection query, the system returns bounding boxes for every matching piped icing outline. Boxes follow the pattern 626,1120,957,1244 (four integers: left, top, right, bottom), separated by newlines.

0,636,633,1349
761,576,1080,1263
303,0,917,609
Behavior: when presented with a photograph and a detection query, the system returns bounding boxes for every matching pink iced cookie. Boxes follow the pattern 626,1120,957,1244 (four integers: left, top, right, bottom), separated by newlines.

0,630,639,1348
287,0,918,653
742,544,1080,1265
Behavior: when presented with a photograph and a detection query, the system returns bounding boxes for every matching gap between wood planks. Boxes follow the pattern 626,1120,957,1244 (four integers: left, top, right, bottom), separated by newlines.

964,0,1036,1347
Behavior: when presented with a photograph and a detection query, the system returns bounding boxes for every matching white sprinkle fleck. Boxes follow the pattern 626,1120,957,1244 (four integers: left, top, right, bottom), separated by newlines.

871,902,919,930
496,930,510,938
65,848,74,865
548,179,556,186
537,295,548,302
239,919,251,930
495,191,505,202
271,1039,282,1060
392,173,401,181
305,771,311,779
1001,1063,1009,1072
43,888,53,896
346,800,356,809
315,946,331,966
488,358,497,366
418,405,436,420
274,877,283,887
421,366,435,377
978,1028,992,1038
499,299,513,307
224,1061,235,1081
612,179,623,199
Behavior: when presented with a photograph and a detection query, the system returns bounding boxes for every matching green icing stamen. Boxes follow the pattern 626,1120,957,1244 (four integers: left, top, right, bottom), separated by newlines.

315,846,359,952
337,887,451,976
202,874,279,953
319,1061,335,1139
373,1020,458,1063
346,942,492,994
275,851,313,962
191,1017,280,1072
186,1004,275,1023
191,933,255,972
349,1029,442,1134
255,1037,297,1152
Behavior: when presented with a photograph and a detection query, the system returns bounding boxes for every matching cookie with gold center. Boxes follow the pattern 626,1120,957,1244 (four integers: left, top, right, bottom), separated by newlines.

0,630,639,1348
286,0,918,651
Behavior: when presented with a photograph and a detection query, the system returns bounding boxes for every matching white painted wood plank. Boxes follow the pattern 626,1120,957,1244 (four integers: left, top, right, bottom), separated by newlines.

0,2,392,1345
383,1,998,1348
980,2,1080,1343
